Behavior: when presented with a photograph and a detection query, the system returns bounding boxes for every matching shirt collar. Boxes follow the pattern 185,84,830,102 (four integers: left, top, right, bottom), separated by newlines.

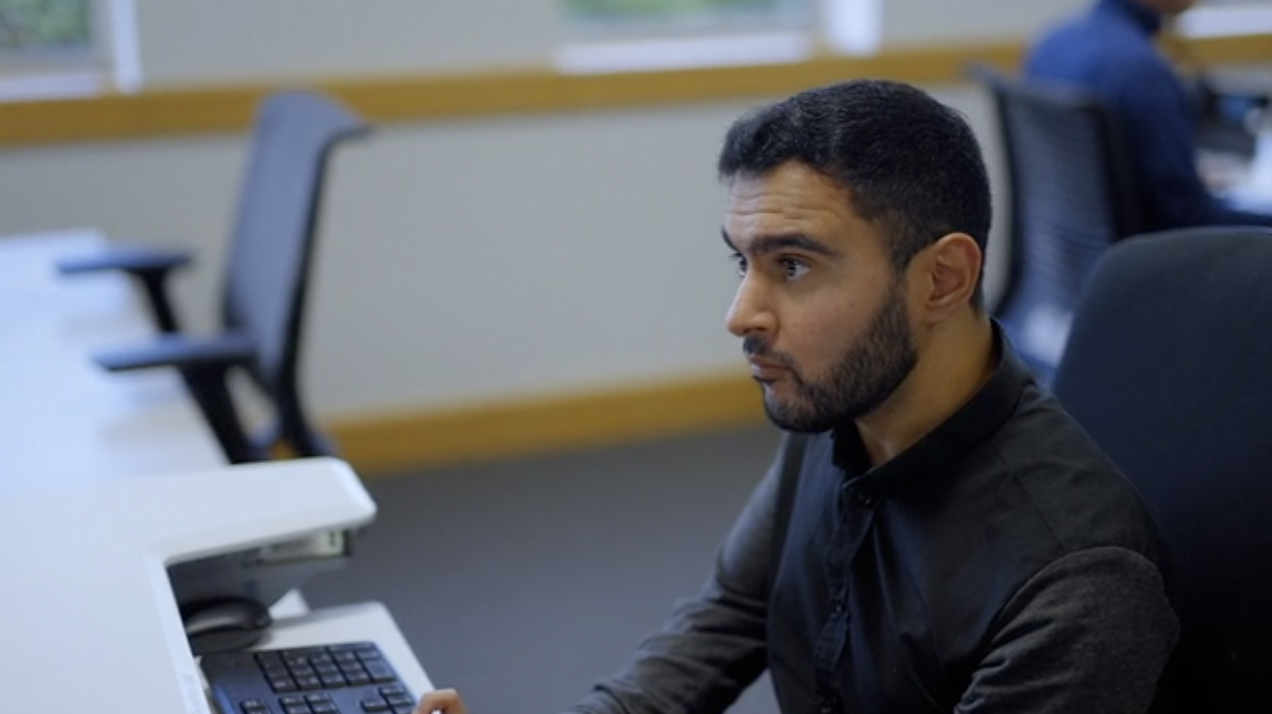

831,322,1032,497
1096,0,1163,34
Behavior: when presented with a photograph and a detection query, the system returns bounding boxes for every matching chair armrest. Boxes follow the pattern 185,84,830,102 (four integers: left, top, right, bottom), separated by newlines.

94,333,256,372
57,245,194,333
56,244,192,277
94,332,264,464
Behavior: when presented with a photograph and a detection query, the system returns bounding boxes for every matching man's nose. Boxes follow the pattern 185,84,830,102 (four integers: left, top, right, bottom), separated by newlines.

726,275,775,338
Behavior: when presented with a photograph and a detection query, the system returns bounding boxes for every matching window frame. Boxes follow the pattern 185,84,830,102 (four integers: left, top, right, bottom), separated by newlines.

0,0,139,99
554,0,820,74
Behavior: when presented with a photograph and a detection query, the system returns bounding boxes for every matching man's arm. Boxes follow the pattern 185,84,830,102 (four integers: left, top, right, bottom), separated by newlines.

956,546,1179,714
564,434,804,714
1116,58,1272,228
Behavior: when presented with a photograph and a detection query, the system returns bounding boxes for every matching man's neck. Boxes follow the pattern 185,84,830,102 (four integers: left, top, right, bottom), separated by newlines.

854,313,996,466
1105,0,1167,34
1129,0,1178,23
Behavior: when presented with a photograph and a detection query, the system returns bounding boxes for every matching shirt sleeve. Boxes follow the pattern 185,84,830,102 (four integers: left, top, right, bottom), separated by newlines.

955,546,1179,714
1114,56,1272,228
562,434,804,714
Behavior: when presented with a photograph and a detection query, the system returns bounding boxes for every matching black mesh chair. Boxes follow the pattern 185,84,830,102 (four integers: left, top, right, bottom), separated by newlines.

59,90,370,463
970,65,1146,385
1051,226,1272,712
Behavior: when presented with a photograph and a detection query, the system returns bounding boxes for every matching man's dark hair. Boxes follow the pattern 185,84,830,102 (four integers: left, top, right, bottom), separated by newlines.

717,79,993,307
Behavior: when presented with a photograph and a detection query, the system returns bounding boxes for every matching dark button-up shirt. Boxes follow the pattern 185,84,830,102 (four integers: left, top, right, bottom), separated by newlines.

567,331,1178,714
1025,0,1272,230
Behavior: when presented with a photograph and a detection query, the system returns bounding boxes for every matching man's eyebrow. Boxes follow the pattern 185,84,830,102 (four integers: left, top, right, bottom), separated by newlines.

721,228,836,257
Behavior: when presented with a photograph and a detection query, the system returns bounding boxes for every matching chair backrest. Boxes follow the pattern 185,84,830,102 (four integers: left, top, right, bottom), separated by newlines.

221,90,368,395
1051,226,1272,711
970,65,1145,382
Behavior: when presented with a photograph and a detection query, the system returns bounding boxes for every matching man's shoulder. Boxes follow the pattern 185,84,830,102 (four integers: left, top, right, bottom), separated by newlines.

873,389,1169,663
1026,14,1162,87
987,387,1161,556
990,385,1123,490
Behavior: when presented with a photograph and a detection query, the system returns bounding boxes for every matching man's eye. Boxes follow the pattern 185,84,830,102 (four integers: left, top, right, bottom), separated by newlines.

731,253,748,277
780,257,810,281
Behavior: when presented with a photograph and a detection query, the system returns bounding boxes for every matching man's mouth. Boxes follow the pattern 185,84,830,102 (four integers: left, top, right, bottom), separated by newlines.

746,355,788,382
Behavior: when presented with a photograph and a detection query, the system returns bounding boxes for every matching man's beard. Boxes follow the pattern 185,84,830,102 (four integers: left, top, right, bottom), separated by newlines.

745,281,918,433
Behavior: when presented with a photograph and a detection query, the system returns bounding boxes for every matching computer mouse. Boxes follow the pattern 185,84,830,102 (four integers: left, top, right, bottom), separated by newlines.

182,597,272,656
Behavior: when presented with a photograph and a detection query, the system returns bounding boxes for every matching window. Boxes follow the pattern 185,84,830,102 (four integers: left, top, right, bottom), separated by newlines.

557,0,814,73
0,0,91,56
0,0,138,97
562,0,807,34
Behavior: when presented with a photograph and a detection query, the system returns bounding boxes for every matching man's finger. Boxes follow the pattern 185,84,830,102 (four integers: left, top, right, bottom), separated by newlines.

415,687,467,714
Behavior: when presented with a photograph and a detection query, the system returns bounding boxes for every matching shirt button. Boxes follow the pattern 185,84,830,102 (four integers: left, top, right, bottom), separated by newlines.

830,592,846,614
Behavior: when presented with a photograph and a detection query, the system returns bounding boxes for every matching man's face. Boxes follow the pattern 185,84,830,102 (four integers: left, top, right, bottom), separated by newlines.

723,162,918,433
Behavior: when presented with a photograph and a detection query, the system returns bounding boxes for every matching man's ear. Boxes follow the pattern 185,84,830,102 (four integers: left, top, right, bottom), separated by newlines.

916,233,982,323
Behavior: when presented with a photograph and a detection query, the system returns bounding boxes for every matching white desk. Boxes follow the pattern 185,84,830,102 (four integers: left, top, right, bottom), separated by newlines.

0,458,432,713
0,230,432,712
0,229,225,489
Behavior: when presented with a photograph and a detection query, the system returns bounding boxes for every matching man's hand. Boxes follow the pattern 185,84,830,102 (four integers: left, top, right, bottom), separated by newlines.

415,688,468,714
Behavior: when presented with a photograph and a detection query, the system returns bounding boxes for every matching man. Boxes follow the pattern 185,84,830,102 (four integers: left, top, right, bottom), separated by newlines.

1025,0,1272,230
418,80,1178,714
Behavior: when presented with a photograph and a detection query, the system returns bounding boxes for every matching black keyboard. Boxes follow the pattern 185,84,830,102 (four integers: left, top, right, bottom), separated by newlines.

201,641,417,714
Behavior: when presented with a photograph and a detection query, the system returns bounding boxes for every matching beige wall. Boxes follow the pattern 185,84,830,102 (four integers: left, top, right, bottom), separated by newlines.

0,0,1083,420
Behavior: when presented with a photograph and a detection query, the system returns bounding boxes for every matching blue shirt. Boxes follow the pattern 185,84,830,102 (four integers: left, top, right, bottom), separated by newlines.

1025,0,1272,230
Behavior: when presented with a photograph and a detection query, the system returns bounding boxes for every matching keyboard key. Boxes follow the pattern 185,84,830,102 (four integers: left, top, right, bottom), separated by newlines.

360,698,390,712
279,695,307,707
295,675,324,690
385,693,414,707
241,699,271,714
269,676,299,693
363,662,396,683
282,703,311,714
345,671,372,686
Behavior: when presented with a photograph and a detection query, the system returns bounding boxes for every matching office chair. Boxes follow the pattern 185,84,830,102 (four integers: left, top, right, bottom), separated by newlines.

969,65,1146,385
58,90,370,464
1050,226,1272,713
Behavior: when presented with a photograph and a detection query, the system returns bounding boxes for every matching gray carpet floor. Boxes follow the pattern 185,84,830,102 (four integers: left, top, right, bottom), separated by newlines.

303,423,785,714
